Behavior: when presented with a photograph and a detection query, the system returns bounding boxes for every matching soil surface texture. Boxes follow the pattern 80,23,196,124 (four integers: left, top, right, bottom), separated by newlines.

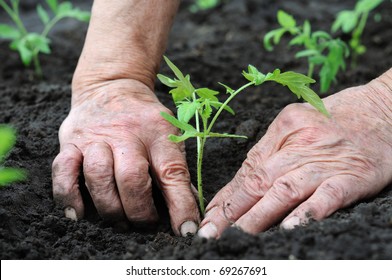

1,0,392,259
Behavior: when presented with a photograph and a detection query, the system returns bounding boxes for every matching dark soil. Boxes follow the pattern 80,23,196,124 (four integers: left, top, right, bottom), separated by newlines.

1,0,392,259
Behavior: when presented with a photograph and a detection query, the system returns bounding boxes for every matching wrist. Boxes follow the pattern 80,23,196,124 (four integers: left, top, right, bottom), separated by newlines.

70,78,158,108
72,51,158,94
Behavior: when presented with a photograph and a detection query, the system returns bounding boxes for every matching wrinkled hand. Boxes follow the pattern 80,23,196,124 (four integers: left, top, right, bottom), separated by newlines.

198,82,392,238
52,79,199,236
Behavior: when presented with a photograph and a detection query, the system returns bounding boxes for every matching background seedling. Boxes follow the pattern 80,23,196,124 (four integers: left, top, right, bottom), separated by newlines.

0,0,90,78
264,10,349,93
332,0,384,64
0,125,26,187
158,56,328,215
190,0,221,13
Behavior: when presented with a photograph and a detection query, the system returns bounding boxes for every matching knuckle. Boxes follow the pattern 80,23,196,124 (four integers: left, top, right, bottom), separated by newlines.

221,201,237,223
116,162,150,188
83,158,112,178
276,103,306,128
158,161,190,187
319,182,345,207
245,149,262,168
52,150,79,176
270,177,302,205
242,169,271,199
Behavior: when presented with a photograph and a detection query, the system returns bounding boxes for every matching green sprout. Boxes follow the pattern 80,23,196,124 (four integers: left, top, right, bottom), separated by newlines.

332,0,384,63
0,0,90,78
0,125,26,187
264,10,349,93
190,0,220,13
158,56,328,215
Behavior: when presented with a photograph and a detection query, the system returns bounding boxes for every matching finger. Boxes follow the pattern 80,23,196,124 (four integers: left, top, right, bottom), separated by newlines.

83,142,126,223
199,149,309,238
52,144,84,220
204,127,280,213
150,138,200,236
231,165,326,235
113,144,158,224
281,175,371,229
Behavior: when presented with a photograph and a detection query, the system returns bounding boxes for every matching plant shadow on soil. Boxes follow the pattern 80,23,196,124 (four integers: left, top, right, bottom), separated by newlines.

1,0,392,259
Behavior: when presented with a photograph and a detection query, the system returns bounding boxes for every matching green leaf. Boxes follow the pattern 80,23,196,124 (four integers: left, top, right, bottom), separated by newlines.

10,39,33,66
157,74,178,88
26,33,51,54
288,83,329,116
218,82,235,94
356,0,384,13
312,31,332,41
0,125,16,162
163,56,186,82
0,24,21,40
309,55,326,64
46,0,58,13
265,70,328,116
0,167,26,187
267,70,315,86
303,20,311,37
161,56,195,102
168,131,197,143
242,65,265,85
201,99,212,120
177,101,199,124
195,88,219,102
168,88,189,103
210,101,235,115
160,112,197,132
263,30,277,51
37,4,50,25
295,49,320,58
57,2,72,15
289,34,306,46
273,28,288,45
332,11,358,33
277,10,296,28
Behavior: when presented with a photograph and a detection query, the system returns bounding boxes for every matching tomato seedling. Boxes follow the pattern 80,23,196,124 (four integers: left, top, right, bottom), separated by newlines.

332,0,384,64
0,125,26,187
158,56,328,215
0,0,90,78
264,10,349,93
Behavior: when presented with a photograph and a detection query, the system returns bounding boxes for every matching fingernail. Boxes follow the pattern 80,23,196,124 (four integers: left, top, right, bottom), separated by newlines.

197,222,218,239
204,206,217,218
281,216,301,230
180,221,198,237
64,207,77,221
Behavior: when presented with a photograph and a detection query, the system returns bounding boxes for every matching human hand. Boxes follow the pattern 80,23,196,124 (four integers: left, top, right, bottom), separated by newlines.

198,77,392,238
52,79,200,236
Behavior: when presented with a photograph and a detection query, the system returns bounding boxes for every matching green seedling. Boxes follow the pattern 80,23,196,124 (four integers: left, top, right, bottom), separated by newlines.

332,0,384,63
0,125,26,187
158,56,328,215
264,10,349,93
190,0,220,13
0,0,90,78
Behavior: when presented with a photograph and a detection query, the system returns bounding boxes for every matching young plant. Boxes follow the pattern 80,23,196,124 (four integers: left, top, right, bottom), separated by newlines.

0,0,90,78
332,0,384,63
0,125,26,187
158,56,328,215
264,10,349,93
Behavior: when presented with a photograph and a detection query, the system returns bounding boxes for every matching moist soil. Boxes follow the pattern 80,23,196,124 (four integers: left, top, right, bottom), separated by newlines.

1,0,392,259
